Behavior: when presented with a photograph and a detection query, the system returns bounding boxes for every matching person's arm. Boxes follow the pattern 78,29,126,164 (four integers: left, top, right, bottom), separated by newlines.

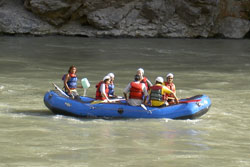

172,84,176,94
163,86,179,104
146,79,153,87
100,84,110,102
64,74,71,94
77,84,83,88
123,93,128,101
171,93,179,104
76,76,83,88
123,83,130,101
142,84,148,105
145,89,151,105
108,84,116,97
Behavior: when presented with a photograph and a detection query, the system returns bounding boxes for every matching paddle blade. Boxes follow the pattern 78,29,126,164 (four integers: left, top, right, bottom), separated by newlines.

140,104,147,110
52,83,69,97
90,100,106,104
81,78,90,89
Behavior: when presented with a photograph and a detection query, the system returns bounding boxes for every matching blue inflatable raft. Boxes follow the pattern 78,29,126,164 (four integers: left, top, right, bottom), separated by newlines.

44,89,211,119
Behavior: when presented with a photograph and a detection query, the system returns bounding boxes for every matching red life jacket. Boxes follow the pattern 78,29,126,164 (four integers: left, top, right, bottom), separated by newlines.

70,73,76,77
150,85,165,101
164,82,176,99
129,82,143,99
140,76,149,90
95,81,109,100
62,73,76,80
164,82,176,93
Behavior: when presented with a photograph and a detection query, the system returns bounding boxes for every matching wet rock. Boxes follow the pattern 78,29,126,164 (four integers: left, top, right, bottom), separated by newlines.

24,0,72,26
216,17,250,38
0,0,56,35
0,0,5,7
0,0,249,38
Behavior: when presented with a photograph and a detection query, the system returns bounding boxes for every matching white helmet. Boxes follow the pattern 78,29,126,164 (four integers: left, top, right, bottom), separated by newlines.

137,68,144,75
155,76,164,83
103,75,110,81
108,73,115,78
166,73,174,78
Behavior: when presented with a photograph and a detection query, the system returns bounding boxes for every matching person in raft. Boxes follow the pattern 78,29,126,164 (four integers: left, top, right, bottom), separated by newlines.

136,68,152,91
95,75,111,102
107,72,116,98
123,74,148,106
164,73,177,104
147,76,179,107
63,65,82,100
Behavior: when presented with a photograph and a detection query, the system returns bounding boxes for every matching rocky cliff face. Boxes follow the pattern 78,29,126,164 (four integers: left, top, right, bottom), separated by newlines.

0,0,249,38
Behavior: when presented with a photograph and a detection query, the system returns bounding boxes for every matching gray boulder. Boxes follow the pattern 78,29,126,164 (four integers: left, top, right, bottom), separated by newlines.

216,17,250,38
0,0,249,38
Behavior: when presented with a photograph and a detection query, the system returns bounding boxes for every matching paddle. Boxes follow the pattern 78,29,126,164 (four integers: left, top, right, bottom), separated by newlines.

90,98,124,104
91,100,107,104
179,99,201,103
140,104,147,110
81,78,90,96
52,83,69,97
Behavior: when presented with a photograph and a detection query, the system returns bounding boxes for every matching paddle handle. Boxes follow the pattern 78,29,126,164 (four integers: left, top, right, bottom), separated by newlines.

179,99,201,103
83,88,87,96
52,83,69,97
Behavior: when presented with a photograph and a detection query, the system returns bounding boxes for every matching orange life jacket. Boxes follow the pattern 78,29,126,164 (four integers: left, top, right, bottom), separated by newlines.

164,82,176,99
140,76,149,90
95,81,109,100
129,82,143,99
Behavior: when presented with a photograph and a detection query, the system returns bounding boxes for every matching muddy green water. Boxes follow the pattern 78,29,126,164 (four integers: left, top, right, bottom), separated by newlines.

0,36,250,167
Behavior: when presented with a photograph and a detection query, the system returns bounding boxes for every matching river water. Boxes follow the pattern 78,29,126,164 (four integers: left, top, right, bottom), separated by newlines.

0,36,250,167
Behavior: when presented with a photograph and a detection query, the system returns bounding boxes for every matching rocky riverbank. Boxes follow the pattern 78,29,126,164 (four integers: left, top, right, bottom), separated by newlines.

0,0,249,38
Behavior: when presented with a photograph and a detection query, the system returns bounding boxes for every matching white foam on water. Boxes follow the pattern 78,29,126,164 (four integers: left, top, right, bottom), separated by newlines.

52,115,64,120
0,85,4,90
185,119,201,124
